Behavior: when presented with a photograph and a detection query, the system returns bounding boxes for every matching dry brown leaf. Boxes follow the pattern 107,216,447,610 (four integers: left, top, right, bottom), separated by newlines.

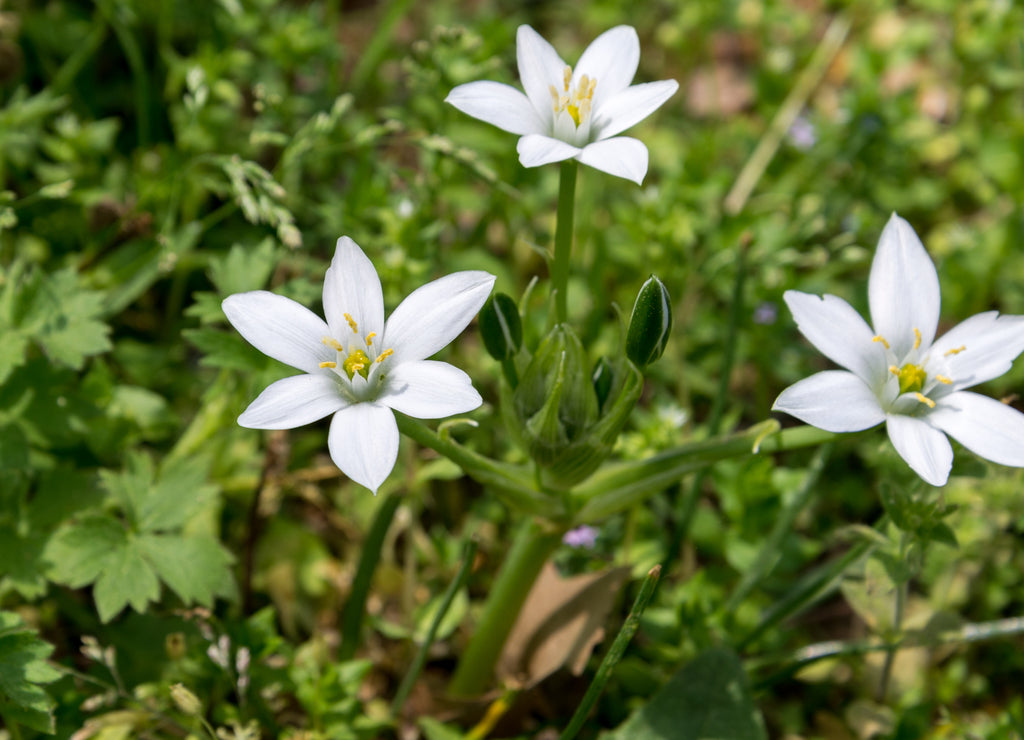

496,562,631,687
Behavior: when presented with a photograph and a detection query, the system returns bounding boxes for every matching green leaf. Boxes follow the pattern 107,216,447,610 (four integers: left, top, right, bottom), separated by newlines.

12,267,112,369
208,238,279,295
137,533,236,606
602,647,767,740
100,451,215,532
0,526,48,599
92,537,161,623
182,326,264,371
45,514,127,588
0,610,60,733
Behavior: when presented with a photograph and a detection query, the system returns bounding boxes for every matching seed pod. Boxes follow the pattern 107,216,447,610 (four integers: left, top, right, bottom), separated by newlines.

479,293,523,361
626,276,672,367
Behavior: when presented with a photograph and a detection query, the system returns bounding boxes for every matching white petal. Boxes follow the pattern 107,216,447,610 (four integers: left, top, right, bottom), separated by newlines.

773,371,885,432
928,391,1024,468
328,403,399,494
223,291,334,374
379,360,482,418
517,134,581,167
929,311,1024,390
783,290,888,389
323,236,385,340
575,137,648,184
516,25,567,128
868,214,941,358
446,81,546,135
238,374,347,430
384,271,495,362
592,80,678,140
574,25,639,112
885,414,952,486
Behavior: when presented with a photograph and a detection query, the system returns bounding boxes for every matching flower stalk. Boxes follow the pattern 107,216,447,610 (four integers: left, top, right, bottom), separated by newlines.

552,160,578,323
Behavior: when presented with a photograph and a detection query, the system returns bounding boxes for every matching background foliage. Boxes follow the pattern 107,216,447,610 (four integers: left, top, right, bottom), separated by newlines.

2,0,1024,737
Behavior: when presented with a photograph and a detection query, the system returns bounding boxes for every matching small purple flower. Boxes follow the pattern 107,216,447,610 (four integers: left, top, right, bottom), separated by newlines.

754,302,778,325
787,115,817,151
563,525,599,549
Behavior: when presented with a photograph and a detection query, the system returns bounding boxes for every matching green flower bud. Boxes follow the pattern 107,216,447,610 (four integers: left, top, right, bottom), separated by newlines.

479,293,522,362
512,325,644,489
626,276,672,367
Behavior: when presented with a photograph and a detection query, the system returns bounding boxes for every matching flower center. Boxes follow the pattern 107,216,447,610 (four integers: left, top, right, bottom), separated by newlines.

896,363,927,394
317,313,395,394
549,65,596,128
874,327,958,410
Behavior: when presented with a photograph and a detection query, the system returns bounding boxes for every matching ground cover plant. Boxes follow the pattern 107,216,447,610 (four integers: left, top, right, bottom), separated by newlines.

3,0,1024,738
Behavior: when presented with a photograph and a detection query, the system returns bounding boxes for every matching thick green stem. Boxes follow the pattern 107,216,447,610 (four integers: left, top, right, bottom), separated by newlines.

552,161,578,323
448,519,565,697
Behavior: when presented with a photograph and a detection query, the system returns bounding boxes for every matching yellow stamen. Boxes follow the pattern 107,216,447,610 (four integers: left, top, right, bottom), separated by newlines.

944,345,966,356
562,65,571,91
319,361,337,369
375,348,394,364
873,335,890,349
889,366,900,376
343,313,358,333
365,331,376,346
322,336,344,352
936,375,952,385
913,327,922,350
915,392,936,408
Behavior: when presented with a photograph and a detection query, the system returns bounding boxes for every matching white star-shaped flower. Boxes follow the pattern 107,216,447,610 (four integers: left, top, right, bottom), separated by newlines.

223,237,495,493
774,214,1024,486
446,25,678,185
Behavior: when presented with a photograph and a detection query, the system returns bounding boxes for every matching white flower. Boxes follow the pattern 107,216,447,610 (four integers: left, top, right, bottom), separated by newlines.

223,237,495,493
774,214,1024,486
446,25,678,185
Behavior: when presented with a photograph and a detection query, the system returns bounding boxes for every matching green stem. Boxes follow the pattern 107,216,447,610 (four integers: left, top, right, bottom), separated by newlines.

448,519,565,697
339,493,403,661
552,160,578,323
573,424,839,522
395,415,557,517
559,565,661,740
391,538,478,717
876,529,909,702
724,443,831,613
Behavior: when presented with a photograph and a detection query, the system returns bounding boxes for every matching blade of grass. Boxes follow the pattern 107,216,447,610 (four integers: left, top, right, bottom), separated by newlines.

339,492,403,661
391,538,478,718
559,565,662,740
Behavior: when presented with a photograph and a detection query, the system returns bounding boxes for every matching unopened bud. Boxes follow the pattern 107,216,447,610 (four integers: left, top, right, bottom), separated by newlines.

479,293,522,361
626,276,672,367
592,357,614,410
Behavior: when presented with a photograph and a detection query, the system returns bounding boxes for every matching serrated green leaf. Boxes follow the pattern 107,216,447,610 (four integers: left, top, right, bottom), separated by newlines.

92,537,161,622
0,526,49,599
45,515,127,587
100,451,215,532
137,533,237,606
0,611,59,733
602,647,767,740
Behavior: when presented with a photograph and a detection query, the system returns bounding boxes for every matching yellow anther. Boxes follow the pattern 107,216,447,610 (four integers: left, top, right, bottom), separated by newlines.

914,392,936,409
562,65,572,91
343,312,358,333
322,336,344,352
375,348,394,364
549,84,559,104
944,345,966,356
365,331,377,346
873,335,890,349
567,103,581,125
936,375,952,385
319,361,337,369
889,366,900,376
913,327,922,350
